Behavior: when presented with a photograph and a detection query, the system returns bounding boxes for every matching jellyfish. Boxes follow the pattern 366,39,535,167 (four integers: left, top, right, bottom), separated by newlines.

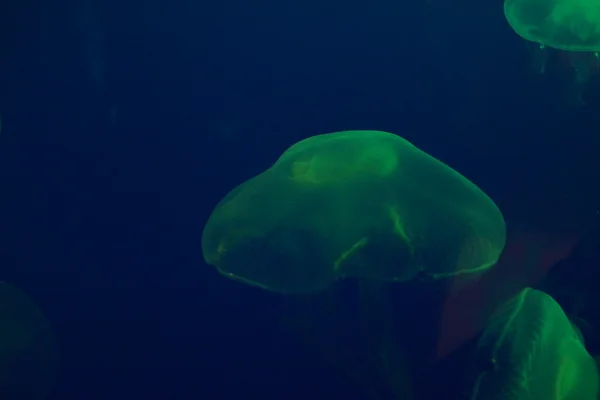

202,130,506,294
504,0,600,104
469,287,599,399
504,0,600,52
0,282,59,399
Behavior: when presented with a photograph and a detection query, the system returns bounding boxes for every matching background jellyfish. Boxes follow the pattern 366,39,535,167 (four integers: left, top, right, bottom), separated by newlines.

504,0,600,52
0,282,60,399
202,130,506,294
469,287,599,399
504,0,600,105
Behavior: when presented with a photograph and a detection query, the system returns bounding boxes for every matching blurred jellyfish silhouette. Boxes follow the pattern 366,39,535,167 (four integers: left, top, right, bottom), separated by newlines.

0,282,59,399
76,0,118,124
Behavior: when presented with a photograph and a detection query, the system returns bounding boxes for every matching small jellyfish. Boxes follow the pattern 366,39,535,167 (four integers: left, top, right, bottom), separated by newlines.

504,0,600,52
504,0,600,105
470,287,599,400
202,130,506,293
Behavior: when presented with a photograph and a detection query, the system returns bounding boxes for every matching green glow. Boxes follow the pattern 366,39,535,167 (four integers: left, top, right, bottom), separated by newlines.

471,288,599,399
202,130,506,293
504,0,600,51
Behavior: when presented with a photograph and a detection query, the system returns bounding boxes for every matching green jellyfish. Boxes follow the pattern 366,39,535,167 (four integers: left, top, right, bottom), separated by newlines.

504,0,600,51
470,287,599,399
0,282,59,399
202,130,506,293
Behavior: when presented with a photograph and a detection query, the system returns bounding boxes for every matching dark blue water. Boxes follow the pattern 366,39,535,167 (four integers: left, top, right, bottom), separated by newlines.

1,0,600,398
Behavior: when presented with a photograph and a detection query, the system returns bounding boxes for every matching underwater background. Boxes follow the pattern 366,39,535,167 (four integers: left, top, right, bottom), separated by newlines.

1,0,600,398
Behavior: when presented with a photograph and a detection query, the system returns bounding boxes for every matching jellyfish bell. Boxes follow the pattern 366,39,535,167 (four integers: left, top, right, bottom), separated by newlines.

202,130,506,294
504,0,600,52
469,287,599,400
504,0,600,105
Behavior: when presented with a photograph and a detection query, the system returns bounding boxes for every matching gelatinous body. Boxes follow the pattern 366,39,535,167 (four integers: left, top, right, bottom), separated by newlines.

202,130,506,293
504,0,600,51
471,288,598,400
